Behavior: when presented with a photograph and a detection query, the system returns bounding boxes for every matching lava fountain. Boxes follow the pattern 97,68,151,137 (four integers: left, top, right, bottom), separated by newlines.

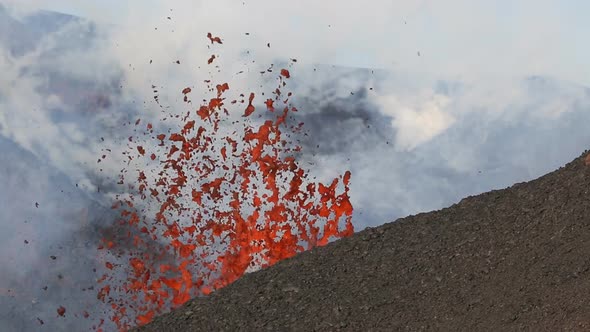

94,33,354,331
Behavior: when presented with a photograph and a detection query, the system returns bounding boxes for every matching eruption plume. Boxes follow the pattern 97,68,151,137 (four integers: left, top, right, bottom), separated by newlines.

93,33,354,331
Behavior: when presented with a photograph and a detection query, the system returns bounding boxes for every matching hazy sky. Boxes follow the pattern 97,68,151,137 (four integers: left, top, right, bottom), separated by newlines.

3,0,590,86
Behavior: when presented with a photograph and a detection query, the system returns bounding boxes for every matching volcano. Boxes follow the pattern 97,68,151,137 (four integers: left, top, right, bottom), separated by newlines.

4,5,590,331
135,149,590,331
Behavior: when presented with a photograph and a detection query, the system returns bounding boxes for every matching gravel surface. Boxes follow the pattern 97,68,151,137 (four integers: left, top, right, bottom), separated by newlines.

135,150,590,332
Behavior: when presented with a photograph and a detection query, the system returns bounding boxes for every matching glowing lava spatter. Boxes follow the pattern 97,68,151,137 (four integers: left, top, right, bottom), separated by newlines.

96,33,354,331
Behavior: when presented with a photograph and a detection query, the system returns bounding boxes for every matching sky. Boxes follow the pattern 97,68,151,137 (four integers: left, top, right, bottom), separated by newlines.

3,0,590,85
1,0,590,330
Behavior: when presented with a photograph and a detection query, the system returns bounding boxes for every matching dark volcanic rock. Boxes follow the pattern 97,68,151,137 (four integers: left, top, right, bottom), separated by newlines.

135,149,590,332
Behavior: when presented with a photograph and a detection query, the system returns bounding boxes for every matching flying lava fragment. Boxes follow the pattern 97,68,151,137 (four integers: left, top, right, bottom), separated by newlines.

206,32,222,44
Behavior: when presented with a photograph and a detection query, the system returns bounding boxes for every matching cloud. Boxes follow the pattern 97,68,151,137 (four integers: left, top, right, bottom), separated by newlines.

371,90,454,152
7,0,589,83
5,0,587,229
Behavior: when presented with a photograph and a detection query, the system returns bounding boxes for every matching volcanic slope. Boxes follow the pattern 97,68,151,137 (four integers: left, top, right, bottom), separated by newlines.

136,149,590,331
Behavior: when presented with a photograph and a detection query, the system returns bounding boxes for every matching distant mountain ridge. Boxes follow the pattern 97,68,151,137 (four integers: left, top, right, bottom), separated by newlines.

0,3,83,56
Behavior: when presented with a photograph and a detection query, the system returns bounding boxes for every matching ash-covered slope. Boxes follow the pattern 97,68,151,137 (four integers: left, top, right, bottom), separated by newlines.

136,149,590,331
